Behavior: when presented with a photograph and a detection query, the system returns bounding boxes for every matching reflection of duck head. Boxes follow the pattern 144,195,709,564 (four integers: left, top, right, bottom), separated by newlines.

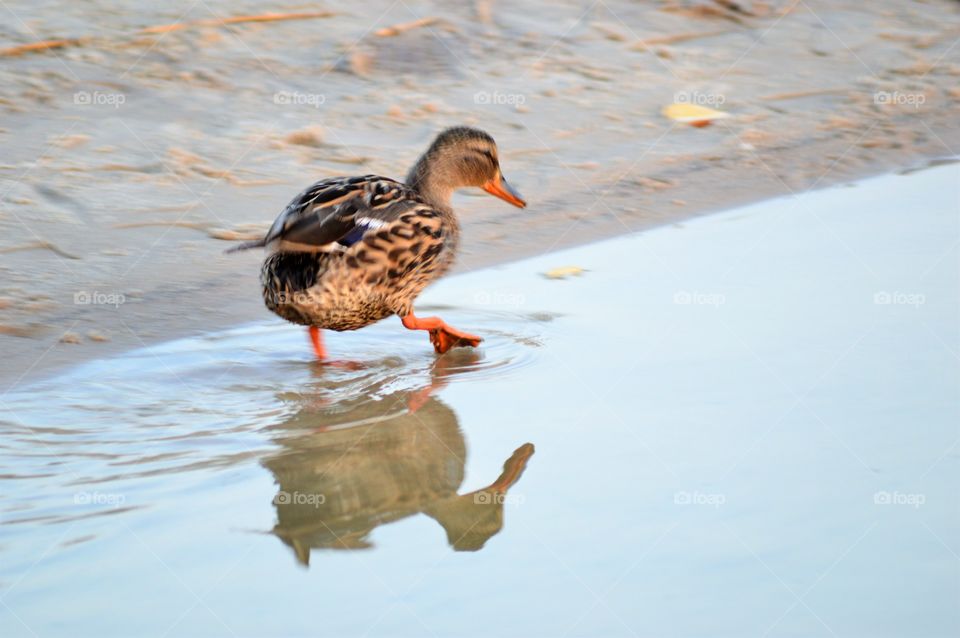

425,442,534,552
262,353,534,566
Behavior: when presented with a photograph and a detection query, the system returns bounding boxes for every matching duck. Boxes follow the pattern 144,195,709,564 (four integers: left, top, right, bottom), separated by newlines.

228,126,526,359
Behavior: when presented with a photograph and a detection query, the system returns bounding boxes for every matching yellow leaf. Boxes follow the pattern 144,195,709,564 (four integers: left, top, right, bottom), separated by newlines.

663,103,730,126
543,266,586,280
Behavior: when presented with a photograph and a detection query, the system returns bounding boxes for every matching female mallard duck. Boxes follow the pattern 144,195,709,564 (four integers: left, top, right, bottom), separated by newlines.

229,127,526,359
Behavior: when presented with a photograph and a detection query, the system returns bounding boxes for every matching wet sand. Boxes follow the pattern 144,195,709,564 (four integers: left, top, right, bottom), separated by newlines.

1,0,959,385
1,164,956,636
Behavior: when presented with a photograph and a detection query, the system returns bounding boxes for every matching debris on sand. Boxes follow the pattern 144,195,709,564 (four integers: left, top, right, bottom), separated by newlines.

543,266,586,280
140,11,337,34
0,241,80,260
663,103,731,127
1,11,337,56
375,17,442,37
208,223,269,242
630,29,731,51
113,221,211,232
0,324,43,338
59,331,82,344
284,127,325,148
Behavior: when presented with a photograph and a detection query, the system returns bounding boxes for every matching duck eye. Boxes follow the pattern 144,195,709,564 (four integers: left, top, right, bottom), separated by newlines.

477,149,497,165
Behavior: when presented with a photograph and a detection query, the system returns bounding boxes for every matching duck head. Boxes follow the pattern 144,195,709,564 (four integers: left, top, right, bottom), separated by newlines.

405,126,527,210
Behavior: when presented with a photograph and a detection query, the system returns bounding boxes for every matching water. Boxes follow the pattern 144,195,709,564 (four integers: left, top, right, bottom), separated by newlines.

1,163,958,637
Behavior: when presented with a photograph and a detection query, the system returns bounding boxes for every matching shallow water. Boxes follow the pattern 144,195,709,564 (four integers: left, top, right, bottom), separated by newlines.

2,164,958,637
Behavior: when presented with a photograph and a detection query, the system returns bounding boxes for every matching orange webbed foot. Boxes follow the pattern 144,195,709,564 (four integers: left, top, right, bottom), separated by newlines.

401,312,482,355
429,327,482,354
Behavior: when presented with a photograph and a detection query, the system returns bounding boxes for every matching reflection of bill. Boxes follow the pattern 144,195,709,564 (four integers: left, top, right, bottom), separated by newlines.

426,443,534,552
263,354,535,566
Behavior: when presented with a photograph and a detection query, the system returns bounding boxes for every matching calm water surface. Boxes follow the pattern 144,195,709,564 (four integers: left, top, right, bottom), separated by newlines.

1,164,958,637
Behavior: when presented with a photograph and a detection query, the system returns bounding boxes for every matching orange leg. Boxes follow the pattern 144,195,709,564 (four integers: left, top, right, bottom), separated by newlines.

308,326,326,360
306,326,364,369
401,313,482,354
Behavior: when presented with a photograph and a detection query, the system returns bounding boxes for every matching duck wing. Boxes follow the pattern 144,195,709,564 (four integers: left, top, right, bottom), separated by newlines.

226,175,421,253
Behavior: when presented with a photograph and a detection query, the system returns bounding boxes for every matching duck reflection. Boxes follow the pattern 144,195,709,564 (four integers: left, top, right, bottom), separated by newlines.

263,353,534,566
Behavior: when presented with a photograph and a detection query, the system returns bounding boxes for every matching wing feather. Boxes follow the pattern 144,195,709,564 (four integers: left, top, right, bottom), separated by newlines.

260,175,421,252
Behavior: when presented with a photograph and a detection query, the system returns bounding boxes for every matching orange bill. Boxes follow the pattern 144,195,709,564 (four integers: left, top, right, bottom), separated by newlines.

482,175,527,208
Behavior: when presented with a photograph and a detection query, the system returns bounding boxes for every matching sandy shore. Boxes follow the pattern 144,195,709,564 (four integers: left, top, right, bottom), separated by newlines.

1,0,958,386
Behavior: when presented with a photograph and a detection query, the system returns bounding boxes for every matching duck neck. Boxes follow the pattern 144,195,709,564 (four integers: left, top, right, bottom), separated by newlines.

405,155,455,214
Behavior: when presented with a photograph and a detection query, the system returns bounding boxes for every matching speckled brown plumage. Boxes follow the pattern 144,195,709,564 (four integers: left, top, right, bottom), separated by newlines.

260,181,457,331
231,126,526,350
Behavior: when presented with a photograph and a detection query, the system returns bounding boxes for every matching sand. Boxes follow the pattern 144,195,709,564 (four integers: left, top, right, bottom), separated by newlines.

1,0,959,385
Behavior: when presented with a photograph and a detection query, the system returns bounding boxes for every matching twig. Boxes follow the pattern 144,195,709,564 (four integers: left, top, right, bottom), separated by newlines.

112,220,211,231
0,240,80,259
374,17,441,37
140,11,337,34
0,38,89,56
630,29,732,50
761,87,848,101
779,0,803,16
1,11,336,57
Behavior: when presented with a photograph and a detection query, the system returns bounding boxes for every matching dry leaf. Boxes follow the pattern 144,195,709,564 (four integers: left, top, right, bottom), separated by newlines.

663,103,731,127
543,266,586,280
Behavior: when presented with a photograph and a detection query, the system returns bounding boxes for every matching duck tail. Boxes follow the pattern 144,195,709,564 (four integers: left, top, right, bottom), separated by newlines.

224,239,266,254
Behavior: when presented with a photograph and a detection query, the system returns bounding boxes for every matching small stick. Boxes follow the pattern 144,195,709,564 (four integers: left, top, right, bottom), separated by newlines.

140,11,337,34
113,220,210,230
374,17,440,37
0,11,336,57
0,240,80,259
761,87,848,101
630,29,732,50
0,38,88,57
